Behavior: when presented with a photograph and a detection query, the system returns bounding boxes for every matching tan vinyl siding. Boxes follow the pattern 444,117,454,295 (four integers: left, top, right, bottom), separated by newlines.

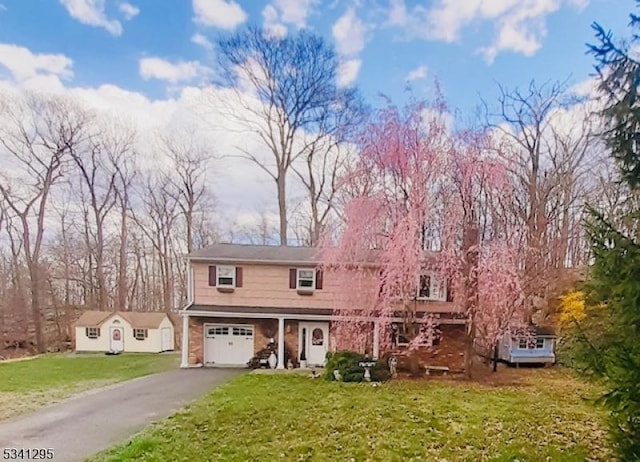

194,263,334,309
192,262,457,313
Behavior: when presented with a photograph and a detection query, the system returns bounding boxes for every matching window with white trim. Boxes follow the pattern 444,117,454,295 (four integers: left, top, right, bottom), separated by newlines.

518,337,528,349
535,338,545,349
417,274,446,301
133,328,148,340
217,265,236,287
86,327,100,339
297,268,315,290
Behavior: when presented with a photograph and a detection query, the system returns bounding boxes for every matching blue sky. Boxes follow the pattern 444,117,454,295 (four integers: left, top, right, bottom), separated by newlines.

0,0,631,227
0,0,629,116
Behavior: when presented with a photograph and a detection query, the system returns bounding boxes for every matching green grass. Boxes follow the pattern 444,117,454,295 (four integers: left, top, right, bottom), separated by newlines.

0,353,178,419
90,368,611,462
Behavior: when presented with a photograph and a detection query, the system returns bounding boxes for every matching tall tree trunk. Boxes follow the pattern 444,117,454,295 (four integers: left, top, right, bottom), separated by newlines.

117,203,128,310
277,175,288,246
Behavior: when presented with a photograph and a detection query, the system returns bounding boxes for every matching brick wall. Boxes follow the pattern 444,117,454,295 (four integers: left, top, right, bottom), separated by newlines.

385,324,466,372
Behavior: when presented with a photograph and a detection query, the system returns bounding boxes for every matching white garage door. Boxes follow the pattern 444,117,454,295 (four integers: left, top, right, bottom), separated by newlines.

204,324,254,366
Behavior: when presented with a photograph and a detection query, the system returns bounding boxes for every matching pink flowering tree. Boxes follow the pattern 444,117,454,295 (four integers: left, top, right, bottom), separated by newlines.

322,98,527,377
441,133,527,373
321,100,448,370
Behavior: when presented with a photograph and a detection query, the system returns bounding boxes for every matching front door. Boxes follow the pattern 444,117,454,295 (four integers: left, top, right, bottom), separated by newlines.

300,322,329,366
110,327,124,352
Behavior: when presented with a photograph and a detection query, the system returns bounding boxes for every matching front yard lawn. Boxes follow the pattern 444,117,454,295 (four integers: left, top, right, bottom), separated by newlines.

0,353,178,420
91,368,611,462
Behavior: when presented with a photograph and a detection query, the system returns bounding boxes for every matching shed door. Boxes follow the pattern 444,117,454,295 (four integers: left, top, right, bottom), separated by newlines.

161,327,173,351
204,325,254,366
110,327,124,352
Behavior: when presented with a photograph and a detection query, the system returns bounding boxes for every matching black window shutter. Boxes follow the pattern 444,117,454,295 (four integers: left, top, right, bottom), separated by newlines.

315,269,323,289
289,269,297,289
236,267,243,287
208,265,217,286
446,279,453,302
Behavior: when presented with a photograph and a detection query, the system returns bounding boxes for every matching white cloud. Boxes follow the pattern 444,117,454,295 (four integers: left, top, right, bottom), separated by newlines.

0,4,6,12
262,4,287,38
261,0,319,33
59,0,123,36
192,0,247,30
386,0,587,62
337,58,361,87
332,7,366,57
0,43,73,83
139,57,211,83
118,2,139,20
191,33,213,50
405,65,428,82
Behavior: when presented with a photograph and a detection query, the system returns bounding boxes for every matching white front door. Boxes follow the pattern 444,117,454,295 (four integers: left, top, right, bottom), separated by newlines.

161,327,172,351
300,322,329,366
110,327,124,352
204,324,254,366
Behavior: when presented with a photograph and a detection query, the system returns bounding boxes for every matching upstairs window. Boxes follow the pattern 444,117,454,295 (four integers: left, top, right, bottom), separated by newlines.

417,274,446,301
86,327,100,339
133,328,148,341
290,268,322,292
217,265,236,287
297,269,315,290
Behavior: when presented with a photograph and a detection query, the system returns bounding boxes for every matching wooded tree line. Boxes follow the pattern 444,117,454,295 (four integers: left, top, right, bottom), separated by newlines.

0,93,216,353
0,26,617,355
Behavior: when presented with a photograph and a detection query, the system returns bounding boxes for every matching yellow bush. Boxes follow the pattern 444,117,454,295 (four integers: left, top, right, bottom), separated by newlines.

558,290,586,327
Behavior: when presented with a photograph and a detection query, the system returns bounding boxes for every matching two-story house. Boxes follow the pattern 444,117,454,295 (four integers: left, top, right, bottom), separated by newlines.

180,243,466,370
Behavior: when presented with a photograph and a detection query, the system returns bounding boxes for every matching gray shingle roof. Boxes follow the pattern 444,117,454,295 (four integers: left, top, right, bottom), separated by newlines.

187,243,322,264
186,243,437,265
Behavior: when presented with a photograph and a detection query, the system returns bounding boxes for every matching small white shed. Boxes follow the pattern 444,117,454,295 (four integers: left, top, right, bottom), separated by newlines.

74,311,175,353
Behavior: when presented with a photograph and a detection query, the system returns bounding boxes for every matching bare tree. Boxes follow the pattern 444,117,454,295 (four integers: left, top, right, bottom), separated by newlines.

158,129,212,254
70,121,134,310
131,175,180,311
0,92,90,352
213,26,363,245
485,81,598,319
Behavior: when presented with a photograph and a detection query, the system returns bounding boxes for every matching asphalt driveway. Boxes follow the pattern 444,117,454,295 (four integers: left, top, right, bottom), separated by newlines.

0,368,242,462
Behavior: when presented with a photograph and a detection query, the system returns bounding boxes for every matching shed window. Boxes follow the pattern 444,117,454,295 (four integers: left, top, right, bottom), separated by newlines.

535,338,545,349
86,327,100,339
133,328,148,341
518,337,528,349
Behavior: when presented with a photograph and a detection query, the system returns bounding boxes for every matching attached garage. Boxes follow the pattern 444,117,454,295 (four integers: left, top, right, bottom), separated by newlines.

203,324,254,366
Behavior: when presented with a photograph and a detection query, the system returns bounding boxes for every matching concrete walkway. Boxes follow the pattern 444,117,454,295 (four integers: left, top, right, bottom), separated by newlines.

0,368,242,462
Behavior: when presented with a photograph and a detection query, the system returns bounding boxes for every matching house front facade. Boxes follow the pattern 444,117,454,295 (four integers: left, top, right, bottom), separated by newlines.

180,243,466,370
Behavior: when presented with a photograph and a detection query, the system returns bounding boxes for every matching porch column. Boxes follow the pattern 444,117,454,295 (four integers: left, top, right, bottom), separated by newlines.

372,321,380,360
180,314,189,368
277,317,285,369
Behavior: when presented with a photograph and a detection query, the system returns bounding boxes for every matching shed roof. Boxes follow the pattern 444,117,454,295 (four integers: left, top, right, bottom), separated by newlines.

74,311,173,329
534,325,556,337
